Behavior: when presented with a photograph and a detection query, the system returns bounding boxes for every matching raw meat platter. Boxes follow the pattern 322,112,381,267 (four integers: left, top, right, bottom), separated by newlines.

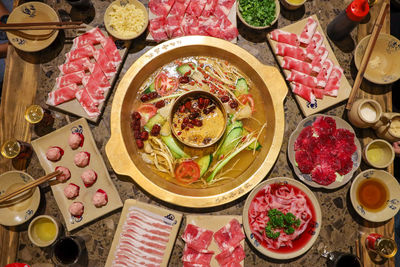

31,118,123,231
105,199,183,267
46,26,130,123
287,114,361,189
267,15,352,116
183,215,245,266
147,0,238,43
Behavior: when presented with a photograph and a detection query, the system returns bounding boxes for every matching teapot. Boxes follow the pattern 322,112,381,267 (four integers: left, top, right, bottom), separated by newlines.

372,112,400,142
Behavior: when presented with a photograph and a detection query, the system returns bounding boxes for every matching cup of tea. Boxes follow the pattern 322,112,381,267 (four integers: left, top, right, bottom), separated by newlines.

28,215,60,247
51,236,85,266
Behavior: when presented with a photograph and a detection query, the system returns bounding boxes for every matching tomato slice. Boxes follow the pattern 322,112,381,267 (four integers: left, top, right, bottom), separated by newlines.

238,94,255,112
137,104,157,126
175,160,200,184
155,73,179,96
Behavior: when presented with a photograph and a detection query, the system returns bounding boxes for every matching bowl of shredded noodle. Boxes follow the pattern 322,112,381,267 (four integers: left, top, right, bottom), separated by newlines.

104,0,148,40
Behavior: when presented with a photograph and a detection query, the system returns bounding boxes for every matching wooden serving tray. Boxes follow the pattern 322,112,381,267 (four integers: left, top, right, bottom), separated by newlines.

185,214,244,267
105,199,183,267
47,25,130,123
267,15,352,116
146,2,238,43
31,118,123,231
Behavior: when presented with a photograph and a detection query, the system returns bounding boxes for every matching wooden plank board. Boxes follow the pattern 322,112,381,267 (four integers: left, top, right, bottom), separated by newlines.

267,15,352,117
356,1,395,266
146,2,238,43
47,26,130,123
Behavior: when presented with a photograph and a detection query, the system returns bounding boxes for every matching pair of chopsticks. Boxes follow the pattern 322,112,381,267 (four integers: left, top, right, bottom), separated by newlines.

346,2,389,110
0,21,85,31
0,170,61,204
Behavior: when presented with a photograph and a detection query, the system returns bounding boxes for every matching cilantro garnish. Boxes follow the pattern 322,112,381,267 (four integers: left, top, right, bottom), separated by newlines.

265,209,301,239
238,0,276,27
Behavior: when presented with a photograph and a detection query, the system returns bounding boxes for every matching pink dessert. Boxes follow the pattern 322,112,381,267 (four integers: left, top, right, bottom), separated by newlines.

92,189,108,207
68,132,84,150
81,169,97,187
64,183,80,199
46,146,64,161
69,202,84,217
55,166,71,182
74,151,90,167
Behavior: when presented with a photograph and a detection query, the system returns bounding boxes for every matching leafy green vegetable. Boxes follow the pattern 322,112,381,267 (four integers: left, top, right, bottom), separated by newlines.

265,209,301,239
239,0,276,27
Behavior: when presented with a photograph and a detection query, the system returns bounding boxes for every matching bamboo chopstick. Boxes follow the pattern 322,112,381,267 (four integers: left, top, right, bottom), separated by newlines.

0,21,83,27
345,2,389,110
0,25,86,30
0,170,61,204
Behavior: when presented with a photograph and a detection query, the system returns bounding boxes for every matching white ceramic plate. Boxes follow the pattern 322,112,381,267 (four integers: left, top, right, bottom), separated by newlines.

350,169,400,222
242,177,322,260
185,214,245,267
105,199,182,267
31,118,123,231
287,114,361,189
0,171,40,226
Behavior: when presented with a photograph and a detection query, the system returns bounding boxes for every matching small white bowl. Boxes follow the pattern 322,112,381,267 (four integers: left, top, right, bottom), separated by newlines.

280,0,307,10
104,0,149,40
28,215,60,247
0,171,40,226
350,169,400,222
237,0,280,29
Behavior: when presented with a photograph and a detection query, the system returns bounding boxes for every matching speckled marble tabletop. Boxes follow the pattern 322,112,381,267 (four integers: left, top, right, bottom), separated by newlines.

14,0,368,266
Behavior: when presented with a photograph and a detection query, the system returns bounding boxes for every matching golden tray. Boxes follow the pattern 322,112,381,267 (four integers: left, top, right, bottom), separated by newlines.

106,36,288,208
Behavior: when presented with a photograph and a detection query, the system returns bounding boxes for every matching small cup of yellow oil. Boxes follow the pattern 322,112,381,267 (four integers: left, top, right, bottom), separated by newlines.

363,139,395,169
280,0,307,10
28,215,59,247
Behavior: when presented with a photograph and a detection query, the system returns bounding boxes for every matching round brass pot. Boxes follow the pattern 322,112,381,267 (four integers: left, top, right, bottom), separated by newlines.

106,36,288,208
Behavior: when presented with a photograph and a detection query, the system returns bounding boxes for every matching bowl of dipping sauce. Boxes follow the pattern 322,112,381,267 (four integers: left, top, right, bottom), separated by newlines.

104,0,148,40
348,98,382,128
28,215,60,247
170,90,227,148
280,0,307,10
355,34,400,85
363,139,395,169
237,0,280,29
350,169,400,222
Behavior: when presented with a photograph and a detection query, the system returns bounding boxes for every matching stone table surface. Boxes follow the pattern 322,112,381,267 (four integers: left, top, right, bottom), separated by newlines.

8,0,391,266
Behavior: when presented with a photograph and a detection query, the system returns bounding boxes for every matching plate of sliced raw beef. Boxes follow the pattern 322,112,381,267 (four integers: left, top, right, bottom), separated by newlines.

148,0,238,43
287,115,361,189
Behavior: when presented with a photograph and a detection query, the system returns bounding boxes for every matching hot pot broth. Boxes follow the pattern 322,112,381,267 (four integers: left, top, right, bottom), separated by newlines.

130,56,267,187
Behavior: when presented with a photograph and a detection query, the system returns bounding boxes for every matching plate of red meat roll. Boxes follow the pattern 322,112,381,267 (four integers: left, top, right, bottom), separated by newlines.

287,115,361,189
46,26,129,122
243,177,322,259
105,199,182,267
267,15,352,116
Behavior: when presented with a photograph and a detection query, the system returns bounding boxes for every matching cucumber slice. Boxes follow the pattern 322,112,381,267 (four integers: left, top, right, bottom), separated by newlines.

143,82,156,94
144,114,166,132
235,78,249,96
161,135,189,159
247,140,262,151
196,154,213,177
177,63,195,76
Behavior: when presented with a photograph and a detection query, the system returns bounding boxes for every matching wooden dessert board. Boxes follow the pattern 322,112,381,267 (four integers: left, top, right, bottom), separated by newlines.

47,25,130,123
146,2,238,43
267,15,352,117
105,199,183,267
185,215,244,267
31,118,123,231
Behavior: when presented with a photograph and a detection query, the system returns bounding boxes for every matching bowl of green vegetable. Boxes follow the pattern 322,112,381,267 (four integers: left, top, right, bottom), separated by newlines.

237,0,280,29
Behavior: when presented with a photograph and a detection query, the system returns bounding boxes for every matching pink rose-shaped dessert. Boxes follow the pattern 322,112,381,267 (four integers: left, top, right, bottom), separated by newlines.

55,166,71,182
92,189,108,207
46,146,64,161
81,169,97,187
74,151,90,167
68,132,84,150
69,202,84,217
64,183,80,199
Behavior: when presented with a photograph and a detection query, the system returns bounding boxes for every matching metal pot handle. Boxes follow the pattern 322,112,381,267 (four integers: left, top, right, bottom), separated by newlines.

105,133,131,176
260,65,288,104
